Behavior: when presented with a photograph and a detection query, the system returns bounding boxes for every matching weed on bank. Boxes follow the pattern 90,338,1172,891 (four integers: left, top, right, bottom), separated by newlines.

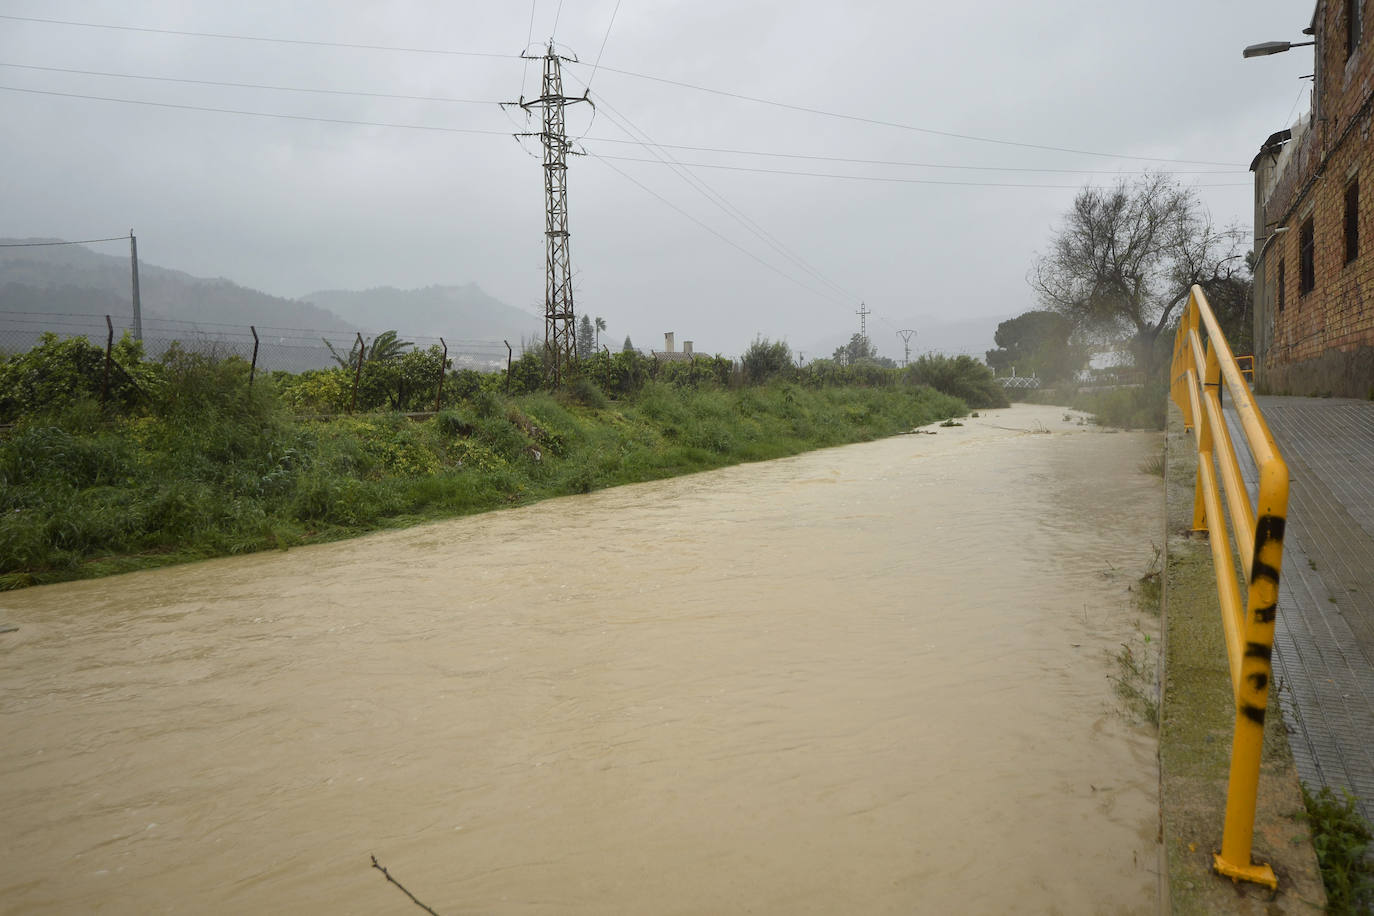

0,343,966,589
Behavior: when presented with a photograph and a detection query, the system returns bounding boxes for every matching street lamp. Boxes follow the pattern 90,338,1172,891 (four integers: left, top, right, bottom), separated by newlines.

1242,39,1315,58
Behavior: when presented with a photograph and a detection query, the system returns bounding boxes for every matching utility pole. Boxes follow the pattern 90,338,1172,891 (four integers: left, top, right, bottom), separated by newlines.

129,229,143,342
856,302,871,346
897,329,916,368
505,45,591,385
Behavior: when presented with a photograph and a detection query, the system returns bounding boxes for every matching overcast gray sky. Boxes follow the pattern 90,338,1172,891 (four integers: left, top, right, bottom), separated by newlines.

0,1,1314,360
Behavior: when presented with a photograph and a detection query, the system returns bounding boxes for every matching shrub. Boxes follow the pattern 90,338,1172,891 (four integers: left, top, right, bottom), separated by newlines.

905,354,1008,408
740,337,793,384
564,376,608,409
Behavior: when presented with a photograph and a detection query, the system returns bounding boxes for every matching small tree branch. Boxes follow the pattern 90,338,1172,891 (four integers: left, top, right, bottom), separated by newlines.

371,855,442,916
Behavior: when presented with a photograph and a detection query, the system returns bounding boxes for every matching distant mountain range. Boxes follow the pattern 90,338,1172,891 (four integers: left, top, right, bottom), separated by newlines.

302,284,541,345
0,239,540,369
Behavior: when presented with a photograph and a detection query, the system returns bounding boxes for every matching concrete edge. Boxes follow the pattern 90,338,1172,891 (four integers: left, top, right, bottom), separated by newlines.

1159,402,1326,914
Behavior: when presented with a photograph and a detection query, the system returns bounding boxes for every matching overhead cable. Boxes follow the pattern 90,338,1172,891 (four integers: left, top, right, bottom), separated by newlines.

576,79,853,303
570,61,1246,168
0,85,514,136
0,236,128,247
591,154,1252,189
586,0,625,92
0,14,518,59
0,62,499,105
588,151,843,305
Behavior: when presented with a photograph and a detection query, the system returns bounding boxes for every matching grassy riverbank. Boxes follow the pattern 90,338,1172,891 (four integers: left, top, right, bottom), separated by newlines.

0,370,964,590
1015,383,1168,429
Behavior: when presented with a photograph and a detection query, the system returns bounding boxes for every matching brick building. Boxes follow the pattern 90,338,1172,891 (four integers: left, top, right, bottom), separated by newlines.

1252,0,1374,396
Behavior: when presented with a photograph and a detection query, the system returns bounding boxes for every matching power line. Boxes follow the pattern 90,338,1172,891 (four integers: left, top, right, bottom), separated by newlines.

587,151,844,306
521,0,539,97
576,81,853,304
0,14,518,59
3,12,1242,169
0,85,514,136
587,0,625,92
4,56,1247,177
585,136,1245,175
551,0,567,40
0,62,499,105
569,61,1247,168
590,154,1251,189
0,236,128,247
0,80,1252,193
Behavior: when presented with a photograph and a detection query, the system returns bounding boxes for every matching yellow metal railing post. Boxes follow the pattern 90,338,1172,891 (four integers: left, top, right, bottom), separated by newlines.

1170,284,1290,891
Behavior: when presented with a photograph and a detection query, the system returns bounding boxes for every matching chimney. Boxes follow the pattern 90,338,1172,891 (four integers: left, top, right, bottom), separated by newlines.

683,340,694,355
664,331,675,353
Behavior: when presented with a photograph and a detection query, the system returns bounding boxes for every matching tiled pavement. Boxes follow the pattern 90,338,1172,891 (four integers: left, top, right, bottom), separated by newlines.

1226,397,1374,826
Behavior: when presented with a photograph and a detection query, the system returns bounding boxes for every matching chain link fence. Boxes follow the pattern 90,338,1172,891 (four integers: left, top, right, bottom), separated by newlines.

0,310,517,373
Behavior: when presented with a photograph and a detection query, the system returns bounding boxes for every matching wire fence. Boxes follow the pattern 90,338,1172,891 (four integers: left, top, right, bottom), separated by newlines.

0,310,519,373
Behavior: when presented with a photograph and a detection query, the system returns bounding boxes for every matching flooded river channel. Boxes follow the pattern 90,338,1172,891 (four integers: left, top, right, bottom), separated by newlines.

1,404,1163,914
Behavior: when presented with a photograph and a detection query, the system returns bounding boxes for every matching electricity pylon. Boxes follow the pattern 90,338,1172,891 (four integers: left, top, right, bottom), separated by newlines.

505,44,591,384
897,329,917,368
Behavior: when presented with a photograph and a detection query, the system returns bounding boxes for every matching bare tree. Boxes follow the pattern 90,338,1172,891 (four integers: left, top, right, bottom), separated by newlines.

1031,173,1246,370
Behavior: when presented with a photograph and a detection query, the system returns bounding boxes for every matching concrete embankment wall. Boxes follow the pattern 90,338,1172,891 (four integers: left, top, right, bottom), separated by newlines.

1159,402,1325,914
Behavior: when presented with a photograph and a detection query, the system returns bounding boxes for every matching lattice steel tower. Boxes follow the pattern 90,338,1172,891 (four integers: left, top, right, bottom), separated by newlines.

511,45,590,384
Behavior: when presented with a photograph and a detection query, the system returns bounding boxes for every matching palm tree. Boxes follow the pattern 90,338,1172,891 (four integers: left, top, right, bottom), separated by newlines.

323,329,413,368
594,316,607,351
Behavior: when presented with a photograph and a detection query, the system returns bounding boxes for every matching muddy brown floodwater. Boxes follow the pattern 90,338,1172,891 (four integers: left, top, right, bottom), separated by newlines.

0,404,1164,914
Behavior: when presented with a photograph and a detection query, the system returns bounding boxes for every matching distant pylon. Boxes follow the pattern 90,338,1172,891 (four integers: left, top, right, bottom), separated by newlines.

897,329,916,368
505,45,591,384
857,301,871,347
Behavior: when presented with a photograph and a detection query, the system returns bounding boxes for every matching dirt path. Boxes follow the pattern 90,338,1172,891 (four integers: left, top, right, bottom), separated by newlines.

0,404,1164,914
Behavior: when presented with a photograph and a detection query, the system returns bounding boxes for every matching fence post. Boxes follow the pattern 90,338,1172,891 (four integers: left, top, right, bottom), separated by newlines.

435,337,447,412
249,325,260,389
101,315,114,405
350,332,366,413
129,231,143,342
504,340,513,394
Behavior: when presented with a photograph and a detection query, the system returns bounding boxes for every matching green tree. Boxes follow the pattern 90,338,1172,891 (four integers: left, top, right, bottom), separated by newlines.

741,337,793,383
832,333,878,366
1031,173,1245,372
984,310,1083,382
324,330,413,369
577,315,595,361
622,335,635,352
906,354,1008,408
595,316,607,350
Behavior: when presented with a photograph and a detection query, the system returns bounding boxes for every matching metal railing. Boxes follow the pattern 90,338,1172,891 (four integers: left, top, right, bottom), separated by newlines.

1169,285,1290,889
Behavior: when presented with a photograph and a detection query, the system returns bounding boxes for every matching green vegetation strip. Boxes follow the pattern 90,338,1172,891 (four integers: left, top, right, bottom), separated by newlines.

1159,402,1326,914
0,337,975,590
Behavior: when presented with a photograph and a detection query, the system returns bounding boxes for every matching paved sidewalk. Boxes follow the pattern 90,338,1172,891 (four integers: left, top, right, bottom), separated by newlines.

1227,397,1374,825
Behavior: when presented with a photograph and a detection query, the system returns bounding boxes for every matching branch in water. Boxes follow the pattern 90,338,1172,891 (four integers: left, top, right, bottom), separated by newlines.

370,854,442,916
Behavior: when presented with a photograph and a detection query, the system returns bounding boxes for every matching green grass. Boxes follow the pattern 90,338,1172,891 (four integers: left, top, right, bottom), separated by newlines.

1016,383,1168,430
0,380,965,590
1301,784,1374,915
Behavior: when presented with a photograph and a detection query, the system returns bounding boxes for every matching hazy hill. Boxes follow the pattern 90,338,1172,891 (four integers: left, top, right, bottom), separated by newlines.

302,284,541,344
0,239,356,338
0,241,538,369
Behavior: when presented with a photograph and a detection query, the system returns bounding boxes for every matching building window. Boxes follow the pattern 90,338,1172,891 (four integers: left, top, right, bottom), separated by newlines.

1346,178,1360,264
1300,217,1316,294
1278,259,1286,312
1349,0,1364,59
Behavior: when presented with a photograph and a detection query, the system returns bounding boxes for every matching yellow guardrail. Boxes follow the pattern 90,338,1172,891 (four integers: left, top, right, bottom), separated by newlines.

1169,285,1290,889
1235,354,1255,383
